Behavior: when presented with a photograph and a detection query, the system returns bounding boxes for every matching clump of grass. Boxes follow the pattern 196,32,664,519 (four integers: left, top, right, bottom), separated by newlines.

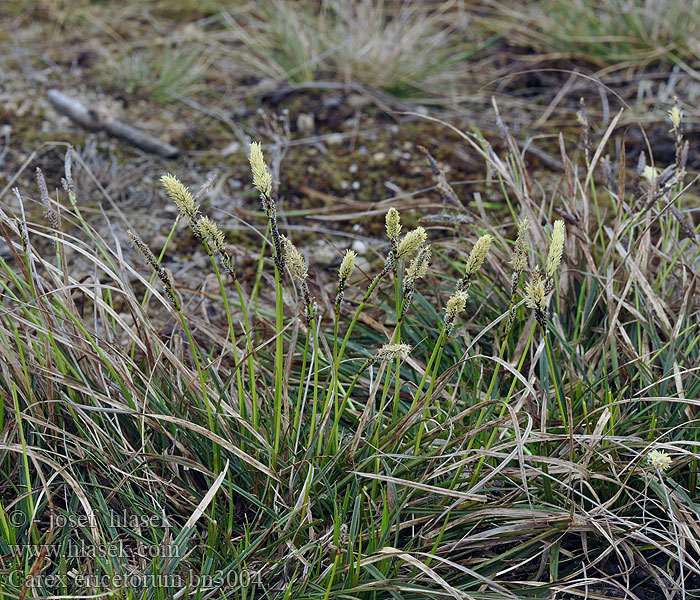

1,100,700,600
488,0,700,68
98,45,211,103
223,0,474,94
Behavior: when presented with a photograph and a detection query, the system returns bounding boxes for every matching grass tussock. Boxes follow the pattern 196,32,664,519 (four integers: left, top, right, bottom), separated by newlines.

1,101,700,599
488,0,700,68
223,0,474,94
98,46,212,103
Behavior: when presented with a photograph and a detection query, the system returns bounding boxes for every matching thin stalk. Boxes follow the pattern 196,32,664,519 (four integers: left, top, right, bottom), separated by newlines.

413,330,449,455
272,265,284,466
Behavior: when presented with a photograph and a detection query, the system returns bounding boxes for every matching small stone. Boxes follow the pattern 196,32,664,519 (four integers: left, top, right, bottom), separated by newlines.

307,243,336,266
355,256,370,272
351,240,368,254
296,112,315,135
327,133,344,145
372,152,386,162
221,141,241,157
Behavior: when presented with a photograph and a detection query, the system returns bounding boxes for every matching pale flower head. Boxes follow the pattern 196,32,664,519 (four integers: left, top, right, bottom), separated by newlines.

524,266,546,311
338,249,356,283
647,449,672,471
377,343,412,360
445,289,469,321
511,217,530,273
385,207,402,242
282,236,308,281
161,174,198,220
249,141,273,198
197,216,226,253
642,165,659,183
405,245,431,282
396,227,427,259
464,234,492,278
545,220,565,279
669,105,682,132
576,109,587,127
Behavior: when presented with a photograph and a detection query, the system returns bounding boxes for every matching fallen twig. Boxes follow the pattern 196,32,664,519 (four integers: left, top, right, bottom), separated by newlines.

47,89,179,158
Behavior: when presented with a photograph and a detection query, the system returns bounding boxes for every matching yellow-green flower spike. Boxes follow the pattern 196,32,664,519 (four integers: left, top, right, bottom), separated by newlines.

249,141,273,198
647,449,672,471
406,245,431,282
669,105,682,133
161,174,198,220
642,165,659,183
545,220,565,279
377,343,412,360
396,227,427,259
385,207,402,242
511,218,530,273
445,289,469,321
464,234,492,277
197,216,227,254
524,266,545,312
282,236,308,281
338,249,357,284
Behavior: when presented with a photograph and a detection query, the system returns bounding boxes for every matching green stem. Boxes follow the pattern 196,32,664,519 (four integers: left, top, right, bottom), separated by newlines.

272,266,284,466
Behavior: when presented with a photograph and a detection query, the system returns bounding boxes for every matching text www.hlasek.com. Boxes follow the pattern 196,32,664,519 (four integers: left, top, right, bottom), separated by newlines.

14,540,180,559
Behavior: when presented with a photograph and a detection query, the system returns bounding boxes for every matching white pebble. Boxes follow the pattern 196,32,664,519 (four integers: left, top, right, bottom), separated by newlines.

352,240,368,254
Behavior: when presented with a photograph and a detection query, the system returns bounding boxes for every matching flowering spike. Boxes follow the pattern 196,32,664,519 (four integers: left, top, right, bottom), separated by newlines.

464,234,492,278
446,289,468,321
249,141,273,198
669,102,682,133
648,449,672,471
338,249,356,284
545,220,565,279
396,227,427,259
386,207,402,242
524,266,545,311
161,174,198,220
642,165,659,183
511,218,530,273
405,245,431,283
525,265,547,328
282,236,308,281
377,343,412,361
197,216,227,254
